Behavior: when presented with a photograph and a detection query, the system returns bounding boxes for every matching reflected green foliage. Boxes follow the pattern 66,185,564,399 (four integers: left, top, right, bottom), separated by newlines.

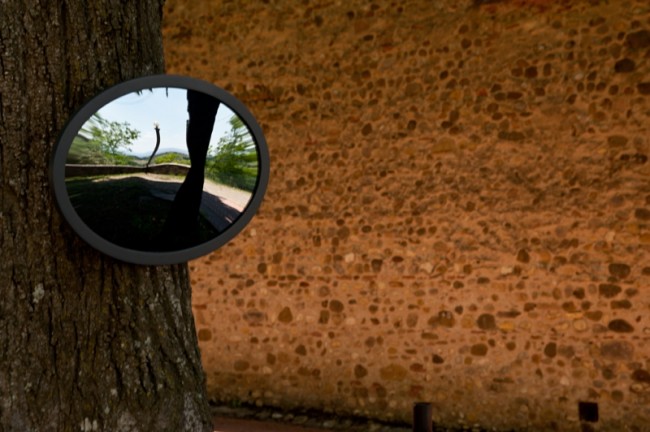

153,152,191,166
68,135,110,164
207,115,258,191
68,113,140,165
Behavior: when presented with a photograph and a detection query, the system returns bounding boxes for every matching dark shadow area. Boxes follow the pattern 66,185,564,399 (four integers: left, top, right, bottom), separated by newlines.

66,175,242,251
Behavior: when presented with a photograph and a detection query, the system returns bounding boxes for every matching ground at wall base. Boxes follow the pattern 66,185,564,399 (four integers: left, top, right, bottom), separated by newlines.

210,401,515,432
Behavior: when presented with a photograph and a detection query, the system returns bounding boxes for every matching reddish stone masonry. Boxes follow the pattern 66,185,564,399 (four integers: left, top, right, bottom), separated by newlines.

164,0,650,430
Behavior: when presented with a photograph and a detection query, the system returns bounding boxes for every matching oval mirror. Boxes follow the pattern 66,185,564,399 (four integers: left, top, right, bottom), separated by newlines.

51,75,269,265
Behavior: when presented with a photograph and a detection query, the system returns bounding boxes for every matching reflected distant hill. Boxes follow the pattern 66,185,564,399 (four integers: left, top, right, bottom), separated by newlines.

126,147,189,158
127,150,191,166
67,140,191,166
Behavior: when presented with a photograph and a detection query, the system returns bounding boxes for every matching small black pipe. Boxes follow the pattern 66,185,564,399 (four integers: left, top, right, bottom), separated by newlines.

413,402,433,432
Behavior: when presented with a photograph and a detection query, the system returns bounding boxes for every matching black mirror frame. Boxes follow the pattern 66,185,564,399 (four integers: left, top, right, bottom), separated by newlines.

50,75,270,265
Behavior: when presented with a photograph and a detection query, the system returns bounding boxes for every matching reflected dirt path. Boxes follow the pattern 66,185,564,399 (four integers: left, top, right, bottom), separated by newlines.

95,173,252,232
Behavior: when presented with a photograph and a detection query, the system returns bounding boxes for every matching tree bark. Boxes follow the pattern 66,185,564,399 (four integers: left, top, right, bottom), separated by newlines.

0,2,213,431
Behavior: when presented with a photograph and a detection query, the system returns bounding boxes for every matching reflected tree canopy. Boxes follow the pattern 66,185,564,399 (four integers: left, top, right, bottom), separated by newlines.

207,115,259,192
69,113,140,165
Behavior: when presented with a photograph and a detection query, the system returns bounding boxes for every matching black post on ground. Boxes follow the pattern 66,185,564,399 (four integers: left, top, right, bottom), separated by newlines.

413,402,433,432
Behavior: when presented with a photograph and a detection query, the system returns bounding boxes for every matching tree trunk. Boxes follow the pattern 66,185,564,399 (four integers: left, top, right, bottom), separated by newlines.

0,2,213,431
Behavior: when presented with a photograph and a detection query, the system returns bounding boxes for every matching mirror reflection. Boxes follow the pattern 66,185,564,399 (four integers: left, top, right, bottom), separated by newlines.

65,87,258,252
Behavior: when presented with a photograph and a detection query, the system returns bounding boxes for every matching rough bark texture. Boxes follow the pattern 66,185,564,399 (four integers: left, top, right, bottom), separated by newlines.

0,2,212,431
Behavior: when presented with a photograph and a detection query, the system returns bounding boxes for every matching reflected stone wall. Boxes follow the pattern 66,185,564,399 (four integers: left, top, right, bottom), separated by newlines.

163,1,650,430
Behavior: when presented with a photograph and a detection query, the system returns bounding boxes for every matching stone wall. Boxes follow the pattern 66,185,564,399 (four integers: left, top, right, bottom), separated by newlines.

162,1,650,430
65,163,189,178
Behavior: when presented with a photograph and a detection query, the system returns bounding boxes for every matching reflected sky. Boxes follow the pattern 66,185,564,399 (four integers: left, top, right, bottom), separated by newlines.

90,88,236,156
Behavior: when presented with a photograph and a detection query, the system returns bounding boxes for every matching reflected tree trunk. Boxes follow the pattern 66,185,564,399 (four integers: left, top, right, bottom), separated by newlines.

158,90,220,250
0,1,213,431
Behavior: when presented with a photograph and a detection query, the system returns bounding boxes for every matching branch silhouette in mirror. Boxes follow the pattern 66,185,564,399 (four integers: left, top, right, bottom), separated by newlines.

51,75,269,265
146,122,161,169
